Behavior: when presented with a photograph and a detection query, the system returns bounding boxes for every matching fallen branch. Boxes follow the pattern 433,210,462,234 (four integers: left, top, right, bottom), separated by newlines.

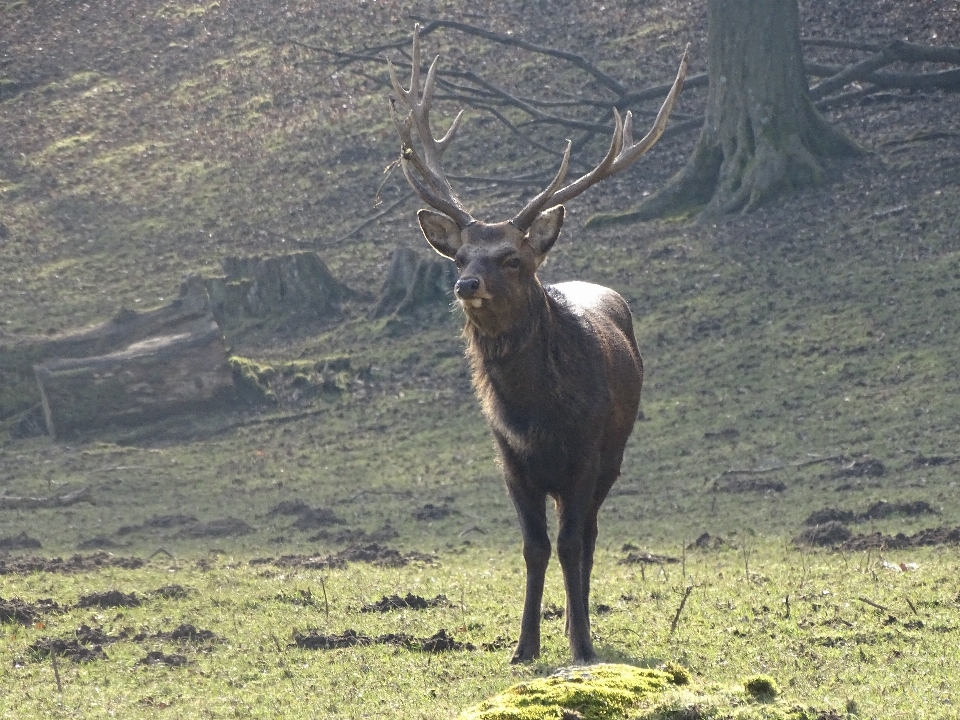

858,595,893,615
711,455,845,487
0,485,92,510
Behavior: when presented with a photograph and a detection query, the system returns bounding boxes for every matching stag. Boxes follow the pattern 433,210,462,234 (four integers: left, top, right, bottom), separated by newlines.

389,26,688,663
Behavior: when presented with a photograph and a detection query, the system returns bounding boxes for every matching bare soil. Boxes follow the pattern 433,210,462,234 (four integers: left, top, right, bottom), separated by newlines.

0,553,145,575
360,593,450,612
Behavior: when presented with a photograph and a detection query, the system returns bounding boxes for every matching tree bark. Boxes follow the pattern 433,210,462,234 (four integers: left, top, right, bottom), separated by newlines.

600,0,862,223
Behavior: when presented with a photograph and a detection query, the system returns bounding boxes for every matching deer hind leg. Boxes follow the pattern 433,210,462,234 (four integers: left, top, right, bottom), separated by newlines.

510,487,550,664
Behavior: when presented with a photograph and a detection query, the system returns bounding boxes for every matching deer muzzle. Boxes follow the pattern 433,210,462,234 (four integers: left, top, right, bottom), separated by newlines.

455,275,491,308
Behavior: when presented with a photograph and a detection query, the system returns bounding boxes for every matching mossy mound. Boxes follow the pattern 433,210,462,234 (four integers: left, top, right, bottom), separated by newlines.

459,664,673,720
461,666,834,720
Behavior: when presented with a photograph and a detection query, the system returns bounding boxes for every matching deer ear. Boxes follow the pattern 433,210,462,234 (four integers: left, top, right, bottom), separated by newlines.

525,205,564,264
418,209,463,259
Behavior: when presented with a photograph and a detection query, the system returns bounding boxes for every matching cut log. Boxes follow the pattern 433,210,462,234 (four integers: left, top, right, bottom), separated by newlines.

34,317,234,439
1,276,211,424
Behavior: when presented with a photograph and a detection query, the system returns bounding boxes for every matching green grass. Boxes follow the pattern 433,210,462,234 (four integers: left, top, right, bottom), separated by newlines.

2,544,957,718
3,0,960,717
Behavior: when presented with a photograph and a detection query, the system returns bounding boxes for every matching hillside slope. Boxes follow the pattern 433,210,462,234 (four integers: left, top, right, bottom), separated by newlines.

1,0,959,556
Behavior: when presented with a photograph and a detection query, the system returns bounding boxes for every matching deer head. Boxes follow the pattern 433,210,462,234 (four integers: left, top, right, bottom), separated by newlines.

389,25,689,336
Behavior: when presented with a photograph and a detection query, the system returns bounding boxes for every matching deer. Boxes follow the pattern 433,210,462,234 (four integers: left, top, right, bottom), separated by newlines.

388,25,689,664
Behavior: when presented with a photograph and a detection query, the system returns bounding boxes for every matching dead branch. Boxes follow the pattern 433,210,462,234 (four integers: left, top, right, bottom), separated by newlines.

802,37,885,52
332,191,414,244
407,16,628,97
712,455,845,487
669,585,694,635
0,485,92,510
864,67,960,92
858,595,893,615
809,39,960,100
810,49,897,99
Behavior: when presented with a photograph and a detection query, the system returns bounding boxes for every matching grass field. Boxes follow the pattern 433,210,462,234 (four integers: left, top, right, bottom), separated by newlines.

3,0,960,718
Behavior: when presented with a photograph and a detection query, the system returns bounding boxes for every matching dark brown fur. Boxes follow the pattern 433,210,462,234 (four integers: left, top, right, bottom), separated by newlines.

419,210,643,663
388,26,684,663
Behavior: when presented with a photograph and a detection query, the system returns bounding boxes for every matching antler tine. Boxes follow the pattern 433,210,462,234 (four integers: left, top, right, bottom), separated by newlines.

389,24,474,228
510,139,574,231
528,44,691,213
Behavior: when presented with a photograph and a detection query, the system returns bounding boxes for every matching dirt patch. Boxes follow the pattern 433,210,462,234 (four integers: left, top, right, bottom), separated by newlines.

804,508,856,526
619,549,681,565
76,590,142,609
290,507,345,530
909,454,960,469
703,428,740,442
308,525,399,544
144,623,219,644
267,500,312,516
29,637,108,663
92,622,218,643
860,500,937,520
77,535,121,550
117,514,199,536
0,532,42,551
179,517,256,538
688,532,728,550
831,458,886,479
805,500,937,526
75,624,127,645
291,627,475,653
542,603,564,620
337,543,434,567
715,477,786,493
840,526,960,551
252,553,346,570
0,553,145,575
151,584,191,600
255,542,434,570
795,521,853,547
0,596,64,625
139,650,189,667
361,593,450,613
413,503,456,521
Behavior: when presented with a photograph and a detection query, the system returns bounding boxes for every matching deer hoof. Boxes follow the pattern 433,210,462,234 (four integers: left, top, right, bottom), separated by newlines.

510,641,540,664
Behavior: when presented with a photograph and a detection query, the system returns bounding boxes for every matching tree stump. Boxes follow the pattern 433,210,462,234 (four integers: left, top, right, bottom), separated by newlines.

371,246,457,318
205,251,351,340
34,316,234,439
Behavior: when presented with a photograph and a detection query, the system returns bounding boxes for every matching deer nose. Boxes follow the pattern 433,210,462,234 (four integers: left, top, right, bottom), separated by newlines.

455,276,481,298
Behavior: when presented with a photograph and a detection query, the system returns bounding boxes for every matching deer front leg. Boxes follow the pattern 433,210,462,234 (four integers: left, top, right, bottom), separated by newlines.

509,486,549,664
557,499,595,663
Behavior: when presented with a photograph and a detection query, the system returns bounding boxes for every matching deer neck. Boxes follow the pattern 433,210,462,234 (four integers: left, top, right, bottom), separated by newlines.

463,280,555,398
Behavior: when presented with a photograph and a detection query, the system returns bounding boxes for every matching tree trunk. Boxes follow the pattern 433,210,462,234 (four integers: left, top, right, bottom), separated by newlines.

603,0,862,223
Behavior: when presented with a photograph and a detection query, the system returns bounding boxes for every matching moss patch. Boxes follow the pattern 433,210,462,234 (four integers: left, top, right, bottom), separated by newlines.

460,664,673,720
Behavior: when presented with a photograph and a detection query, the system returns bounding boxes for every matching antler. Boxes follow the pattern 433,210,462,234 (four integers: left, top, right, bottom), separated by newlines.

511,43,691,231
389,24,475,228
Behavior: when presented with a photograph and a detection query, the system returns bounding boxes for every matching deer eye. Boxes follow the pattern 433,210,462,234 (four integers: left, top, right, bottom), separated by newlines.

503,256,522,269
